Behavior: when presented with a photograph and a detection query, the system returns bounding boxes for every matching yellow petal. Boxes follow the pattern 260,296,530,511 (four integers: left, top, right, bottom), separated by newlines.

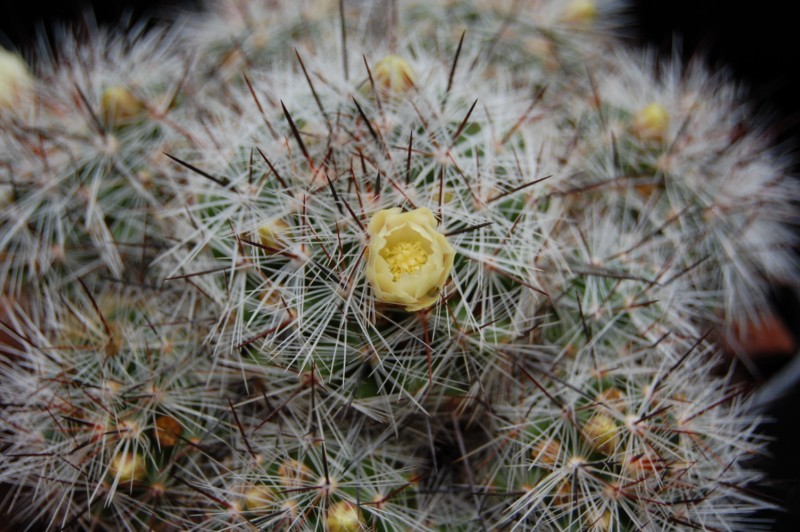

366,207,455,311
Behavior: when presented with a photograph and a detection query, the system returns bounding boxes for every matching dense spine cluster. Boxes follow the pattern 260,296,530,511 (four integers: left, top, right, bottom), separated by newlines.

1,1,796,530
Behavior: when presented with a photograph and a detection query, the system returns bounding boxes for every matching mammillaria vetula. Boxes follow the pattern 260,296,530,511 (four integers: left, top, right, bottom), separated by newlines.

1,1,797,529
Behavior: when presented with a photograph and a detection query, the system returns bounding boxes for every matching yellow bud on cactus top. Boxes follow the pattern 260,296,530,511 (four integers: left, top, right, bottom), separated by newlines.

583,413,618,455
562,0,597,24
366,207,455,312
258,219,290,250
110,451,146,482
531,438,561,466
0,48,33,109
631,103,669,143
373,55,415,94
101,85,145,126
326,501,364,532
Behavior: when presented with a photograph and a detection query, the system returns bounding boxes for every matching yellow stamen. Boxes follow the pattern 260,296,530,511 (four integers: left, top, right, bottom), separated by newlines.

381,241,429,281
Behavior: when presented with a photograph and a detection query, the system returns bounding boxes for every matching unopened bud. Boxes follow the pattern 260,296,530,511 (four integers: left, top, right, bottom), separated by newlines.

373,55,415,94
110,451,146,482
583,413,618,455
531,438,561,466
326,501,365,532
258,219,290,250
154,415,183,447
278,458,311,488
631,103,670,143
101,86,145,127
243,485,273,511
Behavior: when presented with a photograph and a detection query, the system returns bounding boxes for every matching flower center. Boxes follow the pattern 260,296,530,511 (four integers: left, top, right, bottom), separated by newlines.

381,241,429,281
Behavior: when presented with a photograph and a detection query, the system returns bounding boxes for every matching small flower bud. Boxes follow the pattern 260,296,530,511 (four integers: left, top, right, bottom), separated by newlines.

631,103,670,143
243,485,273,511
583,413,618,455
154,415,183,447
624,452,665,477
278,458,311,488
373,55,415,94
595,387,626,412
258,219,290,250
110,451,146,482
531,438,561,466
553,480,573,506
326,501,365,532
101,85,145,127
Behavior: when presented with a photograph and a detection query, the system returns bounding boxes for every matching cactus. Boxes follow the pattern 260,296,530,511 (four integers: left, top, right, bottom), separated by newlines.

1,1,796,530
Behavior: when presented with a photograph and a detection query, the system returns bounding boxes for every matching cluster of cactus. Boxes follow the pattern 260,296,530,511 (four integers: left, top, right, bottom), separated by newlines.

1,0,797,529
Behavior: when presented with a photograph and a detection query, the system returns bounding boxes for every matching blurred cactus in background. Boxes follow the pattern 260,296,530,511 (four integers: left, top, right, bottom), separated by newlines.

1,0,797,530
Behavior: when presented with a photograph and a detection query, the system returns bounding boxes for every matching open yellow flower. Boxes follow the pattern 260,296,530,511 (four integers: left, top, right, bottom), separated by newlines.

366,207,455,312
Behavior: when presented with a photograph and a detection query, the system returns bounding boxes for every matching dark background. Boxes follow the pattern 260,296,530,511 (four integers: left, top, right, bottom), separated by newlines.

2,1,799,530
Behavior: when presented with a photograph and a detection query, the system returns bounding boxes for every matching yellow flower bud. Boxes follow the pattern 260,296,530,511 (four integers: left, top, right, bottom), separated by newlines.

631,103,670,143
365,207,455,312
373,55,415,94
0,48,33,109
624,452,665,477
326,501,365,532
243,485,273,511
553,480,573,506
583,413,618,455
595,387,627,412
277,458,311,488
110,451,146,482
101,85,145,127
562,0,597,24
258,219,290,250
531,438,561,466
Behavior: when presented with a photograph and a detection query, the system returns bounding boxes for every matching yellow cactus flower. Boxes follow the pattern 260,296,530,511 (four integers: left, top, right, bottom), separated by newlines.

0,48,33,109
365,207,455,312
